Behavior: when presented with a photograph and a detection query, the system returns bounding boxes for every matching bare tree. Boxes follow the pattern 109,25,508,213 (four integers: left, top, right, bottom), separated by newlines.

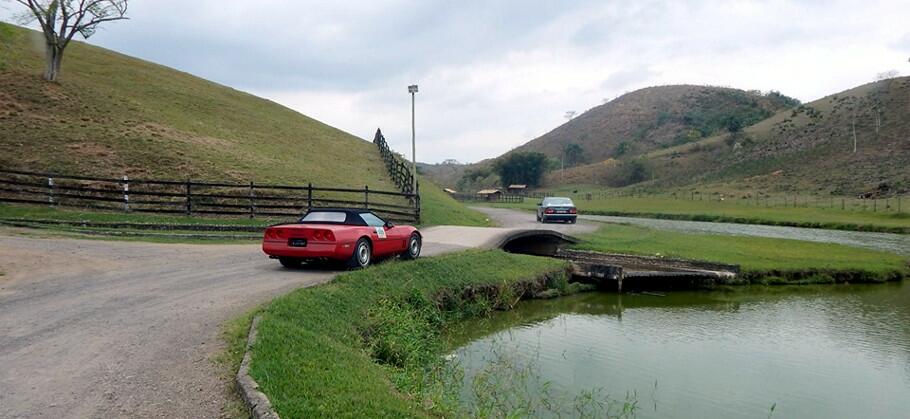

11,0,128,81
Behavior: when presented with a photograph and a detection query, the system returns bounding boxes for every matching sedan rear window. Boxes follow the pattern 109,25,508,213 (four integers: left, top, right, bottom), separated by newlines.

544,198,574,206
300,211,347,223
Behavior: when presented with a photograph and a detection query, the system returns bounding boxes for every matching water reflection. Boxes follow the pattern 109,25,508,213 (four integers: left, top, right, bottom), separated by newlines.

448,283,910,419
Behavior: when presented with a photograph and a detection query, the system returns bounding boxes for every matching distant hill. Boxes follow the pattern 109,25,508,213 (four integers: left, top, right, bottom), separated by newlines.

0,23,394,188
640,77,910,195
512,85,800,164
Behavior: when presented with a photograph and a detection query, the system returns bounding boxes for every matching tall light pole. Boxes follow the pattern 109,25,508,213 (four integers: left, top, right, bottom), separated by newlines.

408,84,418,194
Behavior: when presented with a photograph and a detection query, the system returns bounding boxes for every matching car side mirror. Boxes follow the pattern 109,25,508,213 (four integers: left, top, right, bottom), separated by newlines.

538,202,543,206
384,221,394,228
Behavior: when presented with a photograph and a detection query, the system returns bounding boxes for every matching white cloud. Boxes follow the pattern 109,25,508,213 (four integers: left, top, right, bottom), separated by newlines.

3,0,909,163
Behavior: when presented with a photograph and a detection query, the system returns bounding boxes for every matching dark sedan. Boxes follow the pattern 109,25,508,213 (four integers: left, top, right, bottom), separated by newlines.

536,197,577,223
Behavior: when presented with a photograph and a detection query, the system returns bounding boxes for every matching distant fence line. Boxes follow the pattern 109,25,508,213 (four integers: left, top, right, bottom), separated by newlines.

373,129,418,196
452,193,524,203
372,128,421,223
0,169,420,223
541,188,907,213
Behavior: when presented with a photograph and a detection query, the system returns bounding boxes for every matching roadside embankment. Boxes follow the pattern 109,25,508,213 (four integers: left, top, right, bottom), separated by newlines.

573,224,909,286
245,250,574,418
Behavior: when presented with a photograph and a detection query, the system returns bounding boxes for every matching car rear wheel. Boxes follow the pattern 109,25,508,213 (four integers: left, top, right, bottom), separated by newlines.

347,238,371,269
279,257,302,269
401,233,421,260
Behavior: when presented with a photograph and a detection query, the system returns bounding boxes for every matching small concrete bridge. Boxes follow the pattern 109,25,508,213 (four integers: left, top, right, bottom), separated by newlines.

420,226,580,256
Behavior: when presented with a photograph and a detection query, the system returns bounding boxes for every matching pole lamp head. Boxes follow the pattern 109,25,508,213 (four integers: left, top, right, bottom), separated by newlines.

408,84,419,94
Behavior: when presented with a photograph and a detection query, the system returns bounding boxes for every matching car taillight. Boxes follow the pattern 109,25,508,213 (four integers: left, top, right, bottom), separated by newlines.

265,229,281,240
545,208,555,214
312,230,335,242
569,208,577,214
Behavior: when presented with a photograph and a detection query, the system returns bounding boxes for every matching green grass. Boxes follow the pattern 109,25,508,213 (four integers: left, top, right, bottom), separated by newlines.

0,203,280,226
216,308,261,419
491,188,910,233
574,223,908,282
249,250,570,418
0,23,395,189
418,178,490,227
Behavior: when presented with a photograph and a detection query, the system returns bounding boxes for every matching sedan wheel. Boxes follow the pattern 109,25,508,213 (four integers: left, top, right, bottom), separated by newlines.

401,233,421,260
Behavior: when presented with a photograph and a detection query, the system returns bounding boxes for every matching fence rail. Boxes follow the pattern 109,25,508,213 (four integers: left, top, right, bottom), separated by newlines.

517,188,907,214
452,193,524,203
0,169,420,223
372,128,421,222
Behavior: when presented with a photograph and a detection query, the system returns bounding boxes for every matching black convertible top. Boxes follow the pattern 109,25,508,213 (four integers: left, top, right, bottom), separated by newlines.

298,208,371,226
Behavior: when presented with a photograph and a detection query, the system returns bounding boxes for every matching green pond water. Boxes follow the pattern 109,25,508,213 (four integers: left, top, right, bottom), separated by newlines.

447,282,910,418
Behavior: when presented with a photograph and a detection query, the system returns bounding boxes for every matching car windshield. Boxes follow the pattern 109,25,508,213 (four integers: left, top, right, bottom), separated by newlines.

299,211,347,224
544,198,574,206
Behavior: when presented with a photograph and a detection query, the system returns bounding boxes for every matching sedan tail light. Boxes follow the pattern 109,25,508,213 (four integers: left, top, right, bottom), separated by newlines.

569,208,577,214
545,208,555,214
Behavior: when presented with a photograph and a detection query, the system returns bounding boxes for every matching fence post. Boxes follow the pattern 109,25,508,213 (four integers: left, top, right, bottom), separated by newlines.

47,176,55,206
185,180,192,216
364,185,370,209
415,193,421,224
122,175,130,212
249,181,255,219
307,183,313,211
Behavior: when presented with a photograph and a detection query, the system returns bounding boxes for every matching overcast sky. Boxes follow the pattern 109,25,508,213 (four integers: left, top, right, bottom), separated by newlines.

3,0,908,163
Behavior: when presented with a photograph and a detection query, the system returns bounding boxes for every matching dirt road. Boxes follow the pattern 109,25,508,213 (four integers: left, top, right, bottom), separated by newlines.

0,224,544,419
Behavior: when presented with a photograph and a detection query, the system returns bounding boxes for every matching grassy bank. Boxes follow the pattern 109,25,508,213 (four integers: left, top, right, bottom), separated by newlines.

1,23,396,189
248,250,571,417
490,194,910,234
419,178,490,227
575,224,908,284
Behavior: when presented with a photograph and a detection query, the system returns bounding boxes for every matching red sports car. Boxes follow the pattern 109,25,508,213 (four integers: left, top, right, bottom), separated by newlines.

262,208,422,269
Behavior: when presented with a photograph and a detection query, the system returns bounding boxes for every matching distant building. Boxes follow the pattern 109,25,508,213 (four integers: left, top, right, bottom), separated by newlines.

476,189,502,201
443,188,458,194
507,184,528,194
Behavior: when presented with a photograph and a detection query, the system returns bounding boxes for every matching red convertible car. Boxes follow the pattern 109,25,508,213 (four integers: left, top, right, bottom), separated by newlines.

262,208,421,269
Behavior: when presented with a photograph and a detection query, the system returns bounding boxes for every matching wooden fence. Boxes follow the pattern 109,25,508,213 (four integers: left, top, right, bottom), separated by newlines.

452,193,524,203
0,169,420,223
373,128,418,197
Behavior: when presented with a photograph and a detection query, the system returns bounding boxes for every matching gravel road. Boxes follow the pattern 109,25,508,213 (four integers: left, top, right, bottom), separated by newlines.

473,206,910,256
470,206,598,235
0,224,540,419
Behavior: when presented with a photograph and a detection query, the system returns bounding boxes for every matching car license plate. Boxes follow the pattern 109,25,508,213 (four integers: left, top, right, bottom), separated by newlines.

557,210,567,214
288,238,307,247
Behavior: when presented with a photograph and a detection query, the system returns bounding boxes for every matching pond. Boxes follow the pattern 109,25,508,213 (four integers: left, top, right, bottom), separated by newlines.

447,283,910,418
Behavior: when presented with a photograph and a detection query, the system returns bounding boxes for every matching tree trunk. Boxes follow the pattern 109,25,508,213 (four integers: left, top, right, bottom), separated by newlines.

44,43,63,82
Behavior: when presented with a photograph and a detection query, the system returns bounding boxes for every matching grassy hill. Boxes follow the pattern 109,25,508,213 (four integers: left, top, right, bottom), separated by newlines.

0,23,393,187
423,85,800,191
0,24,489,227
641,77,910,196
521,77,910,198
513,85,799,165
